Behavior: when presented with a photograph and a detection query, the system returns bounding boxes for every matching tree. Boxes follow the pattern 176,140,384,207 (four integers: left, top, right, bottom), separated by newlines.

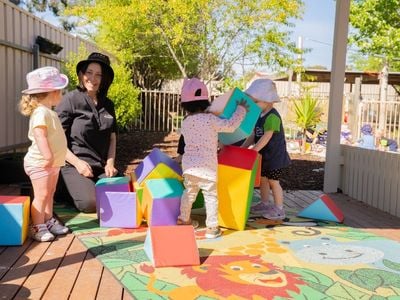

13,0,77,31
63,0,304,89
350,0,400,130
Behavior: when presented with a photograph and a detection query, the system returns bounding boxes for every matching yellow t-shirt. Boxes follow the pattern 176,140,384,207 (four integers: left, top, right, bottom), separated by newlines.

24,105,67,167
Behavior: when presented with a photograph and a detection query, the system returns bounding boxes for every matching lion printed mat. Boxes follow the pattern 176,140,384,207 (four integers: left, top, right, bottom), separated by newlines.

55,204,400,299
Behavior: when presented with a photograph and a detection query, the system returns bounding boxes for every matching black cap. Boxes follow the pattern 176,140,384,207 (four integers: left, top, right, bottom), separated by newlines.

76,52,114,82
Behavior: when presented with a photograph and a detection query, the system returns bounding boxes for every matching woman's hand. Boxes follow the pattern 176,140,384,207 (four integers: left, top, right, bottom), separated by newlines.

75,159,94,177
105,163,118,177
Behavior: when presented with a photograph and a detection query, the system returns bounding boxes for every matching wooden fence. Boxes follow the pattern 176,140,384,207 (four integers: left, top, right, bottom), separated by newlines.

0,0,97,153
341,145,400,218
132,86,400,145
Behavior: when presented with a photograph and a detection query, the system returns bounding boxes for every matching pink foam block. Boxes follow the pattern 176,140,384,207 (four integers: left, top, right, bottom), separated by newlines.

144,225,200,267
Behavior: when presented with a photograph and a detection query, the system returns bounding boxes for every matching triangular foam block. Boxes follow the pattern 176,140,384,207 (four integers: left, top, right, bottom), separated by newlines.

135,148,182,185
144,225,200,267
298,194,344,223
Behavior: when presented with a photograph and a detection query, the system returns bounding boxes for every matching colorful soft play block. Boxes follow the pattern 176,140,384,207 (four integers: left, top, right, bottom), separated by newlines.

99,192,142,228
135,148,182,185
217,146,259,230
142,178,183,226
209,87,261,145
298,194,344,223
144,225,200,267
0,196,30,245
254,153,262,188
133,181,144,205
95,176,131,219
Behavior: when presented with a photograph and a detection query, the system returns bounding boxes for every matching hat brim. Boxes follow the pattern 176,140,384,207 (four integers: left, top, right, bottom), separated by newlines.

22,74,69,94
246,93,281,103
76,59,114,82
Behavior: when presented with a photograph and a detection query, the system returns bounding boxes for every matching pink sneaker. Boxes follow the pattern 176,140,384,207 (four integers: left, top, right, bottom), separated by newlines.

46,217,69,235
262,206,286,220
250,201,275,214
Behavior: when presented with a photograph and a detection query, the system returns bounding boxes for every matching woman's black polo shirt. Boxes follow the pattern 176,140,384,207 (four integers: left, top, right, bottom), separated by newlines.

56,89,117,168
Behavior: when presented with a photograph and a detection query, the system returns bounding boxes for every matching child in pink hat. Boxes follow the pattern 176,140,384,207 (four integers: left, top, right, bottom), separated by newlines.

177,78,248,238
19,66,70,242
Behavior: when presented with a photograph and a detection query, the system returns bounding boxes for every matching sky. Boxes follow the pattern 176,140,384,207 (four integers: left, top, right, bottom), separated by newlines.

292,0,336,69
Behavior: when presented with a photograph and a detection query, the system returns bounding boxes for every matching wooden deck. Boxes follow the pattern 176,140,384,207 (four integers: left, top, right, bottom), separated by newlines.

1,185,399,299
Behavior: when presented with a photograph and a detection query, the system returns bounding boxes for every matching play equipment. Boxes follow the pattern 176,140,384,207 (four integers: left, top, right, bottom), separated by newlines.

144,225,200,267
297,194,344,223
209,87,261,145
142,178,183,226
217,145,259,230
0,195,30,245
99,192,142,228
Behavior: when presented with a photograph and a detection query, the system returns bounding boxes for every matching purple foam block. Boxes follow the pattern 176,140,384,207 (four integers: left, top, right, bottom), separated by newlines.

150,197,181,226
95,183,131,219
135,148,182,184
100,192,139,228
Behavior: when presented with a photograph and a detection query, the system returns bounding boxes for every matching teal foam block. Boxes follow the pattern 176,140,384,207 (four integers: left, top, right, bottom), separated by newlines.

298,196,344,223
209,87,261,145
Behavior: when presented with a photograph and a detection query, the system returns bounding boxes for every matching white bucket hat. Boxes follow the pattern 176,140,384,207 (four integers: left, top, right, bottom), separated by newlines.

22,66,69,94
245,78,281,103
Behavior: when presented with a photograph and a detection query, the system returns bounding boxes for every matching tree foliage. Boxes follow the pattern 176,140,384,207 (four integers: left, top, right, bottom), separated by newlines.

63,46,141,130
62,0,304,89
349,0,400,68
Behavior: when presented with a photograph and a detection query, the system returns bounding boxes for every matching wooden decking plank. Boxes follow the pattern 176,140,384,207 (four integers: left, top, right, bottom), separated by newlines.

283,191,305,210
329,194,400,241
68,251,103,299
0,241,51,299
331,193,397,228
96,267,124,300
42,236,88,299
0,239,33,280
15,234,75,299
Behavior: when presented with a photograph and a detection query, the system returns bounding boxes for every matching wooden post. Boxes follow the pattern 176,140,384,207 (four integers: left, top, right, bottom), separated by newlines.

349,77,362,140
323,0,350,193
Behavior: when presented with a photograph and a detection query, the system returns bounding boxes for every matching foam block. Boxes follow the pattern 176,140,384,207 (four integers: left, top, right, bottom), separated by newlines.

99,192,142,228
218,145,259,170
298,194,344,223
217,146,259,230
144,225,200,267
254,153,262,188
95,176,131,219
0,196,30,245
209,87,261,145
142,178,183,226
135,148,182,185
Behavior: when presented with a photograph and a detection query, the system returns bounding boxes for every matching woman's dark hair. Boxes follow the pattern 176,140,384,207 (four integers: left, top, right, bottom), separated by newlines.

77,62,113,99
181,100,210,113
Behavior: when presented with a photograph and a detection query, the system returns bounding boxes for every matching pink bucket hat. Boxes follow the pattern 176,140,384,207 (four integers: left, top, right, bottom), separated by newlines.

181,78,209,103
245,78,281,103
22,66,69,94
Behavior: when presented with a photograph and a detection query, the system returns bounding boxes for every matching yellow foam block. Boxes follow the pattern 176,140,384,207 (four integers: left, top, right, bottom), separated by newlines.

217,164,257,230
138,162,182,187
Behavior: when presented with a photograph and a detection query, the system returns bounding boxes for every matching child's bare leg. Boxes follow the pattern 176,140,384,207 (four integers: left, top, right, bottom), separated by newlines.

31,175,53,225
259,176,271,203
269,179,284,208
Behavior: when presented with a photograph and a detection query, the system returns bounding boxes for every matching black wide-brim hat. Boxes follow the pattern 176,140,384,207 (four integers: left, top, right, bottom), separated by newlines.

76,52,114,82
